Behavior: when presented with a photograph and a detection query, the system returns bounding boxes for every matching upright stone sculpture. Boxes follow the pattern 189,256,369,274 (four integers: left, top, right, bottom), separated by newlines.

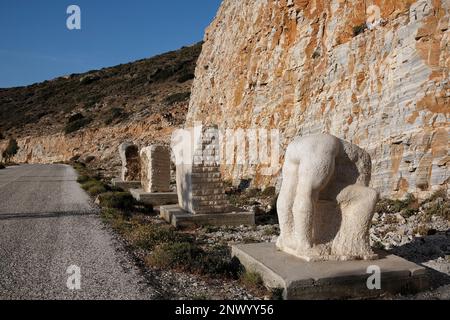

232,134,428,299
160,125,254,228
129,145,178,206
276,134,378,262
140,145,171,193
176,126,230,214
112,142,142,190
120,142,141,182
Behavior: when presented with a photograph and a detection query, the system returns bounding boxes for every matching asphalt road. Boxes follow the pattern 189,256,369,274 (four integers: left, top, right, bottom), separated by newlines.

0,164,156,300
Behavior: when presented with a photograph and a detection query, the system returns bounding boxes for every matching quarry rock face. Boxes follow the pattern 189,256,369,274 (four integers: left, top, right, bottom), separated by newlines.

187,0,449,198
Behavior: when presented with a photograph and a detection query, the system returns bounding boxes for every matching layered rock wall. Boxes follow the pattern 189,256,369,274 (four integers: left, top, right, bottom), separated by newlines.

187,0,449,198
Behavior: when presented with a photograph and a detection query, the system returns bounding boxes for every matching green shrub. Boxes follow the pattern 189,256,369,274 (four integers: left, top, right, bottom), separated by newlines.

422,189,447,205
127,224,191,250
413,224,430,236
86,184,108,196
65,117,91,134
177,72,195,83
149,66,178,82
424,199,450,222
147,242,203,270
101,208,133,234
97,192,135,210
81,179,103,190
68,113,85,123
81,179,108,196
270,288,284,300
353,23,367,37
262,225,280,237
198,252,242,278
402,208,419,218
104,107,127,125
245,188,262,198
147,241,241,278
240,271,264,290
76,175,90,184
2,138,19,162
80,74,100,85
261,186,276,197
163,92,190,105
376,194,417,214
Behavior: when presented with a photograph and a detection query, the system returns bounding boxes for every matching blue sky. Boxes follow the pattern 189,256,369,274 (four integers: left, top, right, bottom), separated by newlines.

0,0,222,88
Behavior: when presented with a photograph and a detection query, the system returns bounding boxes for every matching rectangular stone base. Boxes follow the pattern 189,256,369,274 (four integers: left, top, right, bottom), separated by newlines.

130,189,178,206
111,178,142,190
232,243,429,300
160,205,255,228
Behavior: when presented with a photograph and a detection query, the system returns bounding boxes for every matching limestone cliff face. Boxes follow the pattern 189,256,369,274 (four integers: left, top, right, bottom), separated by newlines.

187,0,449,198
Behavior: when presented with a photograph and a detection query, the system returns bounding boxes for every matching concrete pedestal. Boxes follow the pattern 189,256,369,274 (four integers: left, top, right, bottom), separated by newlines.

111,178,142,190
130,189,178,206
232,242,429,300
160,205,255,228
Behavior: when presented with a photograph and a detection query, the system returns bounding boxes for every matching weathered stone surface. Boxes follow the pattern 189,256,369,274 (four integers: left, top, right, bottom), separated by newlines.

162,125,255,227
277,134,379,261
174,125,233,214
187,0,449,199
160,205,255,228
111,178,142,191
140,145,171,193
129,188,178,206
232,242,429,300
119,142,140,182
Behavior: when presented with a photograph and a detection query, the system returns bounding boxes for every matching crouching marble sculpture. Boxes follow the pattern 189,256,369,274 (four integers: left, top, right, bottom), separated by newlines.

276,134,379,262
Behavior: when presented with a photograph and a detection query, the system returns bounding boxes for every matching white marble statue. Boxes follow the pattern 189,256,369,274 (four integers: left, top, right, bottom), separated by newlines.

277,134,379,261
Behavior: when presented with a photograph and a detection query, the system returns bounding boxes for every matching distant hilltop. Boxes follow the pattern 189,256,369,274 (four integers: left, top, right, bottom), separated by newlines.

0,43,202,175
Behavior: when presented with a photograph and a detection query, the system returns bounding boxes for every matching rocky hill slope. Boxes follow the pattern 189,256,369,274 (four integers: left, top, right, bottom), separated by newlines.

0,43,202,173
187,0,449,199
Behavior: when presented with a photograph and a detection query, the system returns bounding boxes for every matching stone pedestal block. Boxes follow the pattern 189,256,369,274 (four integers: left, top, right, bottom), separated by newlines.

111,178,141,191
164,125,254,227
160,205,255,228
130,188,178,206
232,243,429,300
140,145,171,193
119,142,140,182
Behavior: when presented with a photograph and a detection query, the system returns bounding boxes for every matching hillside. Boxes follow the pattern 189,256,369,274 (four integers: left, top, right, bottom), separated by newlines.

0,43,202,173
0,43,201,138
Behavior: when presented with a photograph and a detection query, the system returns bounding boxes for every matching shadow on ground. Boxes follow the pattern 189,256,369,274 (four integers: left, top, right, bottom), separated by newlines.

389,229,450,294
